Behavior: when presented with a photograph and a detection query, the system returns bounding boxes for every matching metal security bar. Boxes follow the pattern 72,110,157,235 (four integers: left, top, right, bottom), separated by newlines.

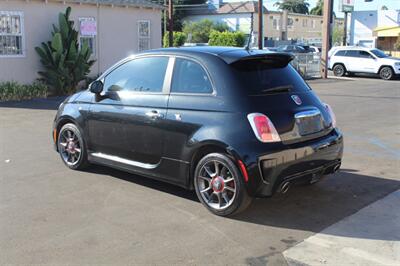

291,53,321,79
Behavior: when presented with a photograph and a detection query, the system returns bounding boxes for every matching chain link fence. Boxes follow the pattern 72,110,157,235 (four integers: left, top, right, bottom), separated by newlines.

290,53,322,79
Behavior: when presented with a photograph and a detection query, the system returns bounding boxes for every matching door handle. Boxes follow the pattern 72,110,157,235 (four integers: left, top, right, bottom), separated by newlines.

145,110,163,119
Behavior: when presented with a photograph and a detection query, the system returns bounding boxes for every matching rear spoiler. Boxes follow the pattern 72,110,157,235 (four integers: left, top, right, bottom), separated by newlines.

220,50,295,68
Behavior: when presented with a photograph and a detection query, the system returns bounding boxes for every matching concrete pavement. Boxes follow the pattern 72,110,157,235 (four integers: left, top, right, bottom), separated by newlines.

284,189,400,266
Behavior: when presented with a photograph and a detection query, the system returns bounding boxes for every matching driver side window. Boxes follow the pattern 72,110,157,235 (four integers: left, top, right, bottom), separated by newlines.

104,56,169,93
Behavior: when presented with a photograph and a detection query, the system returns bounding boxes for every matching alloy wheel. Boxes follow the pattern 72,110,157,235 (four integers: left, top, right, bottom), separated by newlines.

380,67,392,80
59,128,82,166
196,160,237,210
334,65,344,76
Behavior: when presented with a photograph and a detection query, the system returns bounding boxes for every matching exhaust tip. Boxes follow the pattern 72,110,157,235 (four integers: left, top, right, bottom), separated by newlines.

333,164,341,173
280,181,291,194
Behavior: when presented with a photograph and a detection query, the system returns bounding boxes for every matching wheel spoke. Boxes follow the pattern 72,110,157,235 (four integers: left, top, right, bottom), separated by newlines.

222,192,230,204
200,187,211,193
67,130,72,138
224,178,234,183
225,185,235,193
216,192,223,208
59,142,67,147
204,166,215,178
214,161,220,176
198,175,211,183
74,148,81,153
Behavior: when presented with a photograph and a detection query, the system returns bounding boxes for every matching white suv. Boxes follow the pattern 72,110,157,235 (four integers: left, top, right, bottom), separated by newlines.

328,46,400,80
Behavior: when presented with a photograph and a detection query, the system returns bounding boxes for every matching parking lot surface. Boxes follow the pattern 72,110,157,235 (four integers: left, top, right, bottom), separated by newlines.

1,77,399,265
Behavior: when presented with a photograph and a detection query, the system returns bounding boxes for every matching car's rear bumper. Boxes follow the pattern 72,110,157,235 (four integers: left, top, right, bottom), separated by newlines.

244,128,343,197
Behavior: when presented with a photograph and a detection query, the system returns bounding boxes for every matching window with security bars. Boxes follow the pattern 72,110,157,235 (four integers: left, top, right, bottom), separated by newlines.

138,20,150,52
0,11,24,56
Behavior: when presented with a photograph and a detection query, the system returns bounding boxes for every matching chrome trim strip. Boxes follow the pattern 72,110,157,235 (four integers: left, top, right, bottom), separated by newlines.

91,152,159,169
294,109,321,119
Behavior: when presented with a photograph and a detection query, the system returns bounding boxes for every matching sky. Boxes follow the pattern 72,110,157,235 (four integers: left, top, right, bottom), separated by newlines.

226,0,400,18
267,0,399,17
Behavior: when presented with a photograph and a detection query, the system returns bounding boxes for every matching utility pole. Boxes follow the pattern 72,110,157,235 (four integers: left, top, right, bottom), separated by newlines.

258,0,263,49
164,0,167,37
321,0,333,79
343,11,348,45
168,0,173,47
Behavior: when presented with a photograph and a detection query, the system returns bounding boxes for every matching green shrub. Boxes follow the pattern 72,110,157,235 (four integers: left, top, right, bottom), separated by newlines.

183,19,230,43
208,30,246,47
0,81,48,102
35,7,95,96
163,31,187,47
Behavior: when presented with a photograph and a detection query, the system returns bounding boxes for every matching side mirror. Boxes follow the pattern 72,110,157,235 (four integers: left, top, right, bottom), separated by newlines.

89,80,103,94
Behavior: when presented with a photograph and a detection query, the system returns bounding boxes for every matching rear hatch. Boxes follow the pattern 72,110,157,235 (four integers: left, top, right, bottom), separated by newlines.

229,52,334,144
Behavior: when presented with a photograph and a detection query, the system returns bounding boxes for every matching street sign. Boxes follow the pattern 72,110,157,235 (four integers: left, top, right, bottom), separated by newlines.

340,0,354,12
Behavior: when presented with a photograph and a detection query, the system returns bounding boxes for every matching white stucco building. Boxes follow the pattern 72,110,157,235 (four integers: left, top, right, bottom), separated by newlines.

349,9,400,48
0,0,163,84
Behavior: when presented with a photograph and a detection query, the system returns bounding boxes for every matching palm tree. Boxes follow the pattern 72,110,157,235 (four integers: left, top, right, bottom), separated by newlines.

274,0,310,15
310,0,323,16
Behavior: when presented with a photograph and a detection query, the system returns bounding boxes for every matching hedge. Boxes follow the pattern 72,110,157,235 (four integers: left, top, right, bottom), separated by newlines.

208,30,246,47
0,81,48,102
163,32,187,47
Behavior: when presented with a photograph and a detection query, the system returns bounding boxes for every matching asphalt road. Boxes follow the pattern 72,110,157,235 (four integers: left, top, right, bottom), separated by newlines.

1,77,399,265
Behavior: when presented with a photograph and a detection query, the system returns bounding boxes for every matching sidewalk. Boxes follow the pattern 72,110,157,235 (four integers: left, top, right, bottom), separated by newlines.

283,190,400,266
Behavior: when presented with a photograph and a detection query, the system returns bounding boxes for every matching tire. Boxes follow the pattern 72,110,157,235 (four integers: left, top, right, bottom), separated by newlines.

333,64,346,77
194,153,252,216
379,66,394,80
57,123,89,170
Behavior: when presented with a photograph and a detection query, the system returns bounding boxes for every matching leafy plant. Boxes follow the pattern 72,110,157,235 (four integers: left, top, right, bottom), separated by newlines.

395,34,400,50
310,0,323,15
35,7,95,95
0,81,48,102
209,30,245,47
163,31,187,47
183,19,230,43
274,0,310,14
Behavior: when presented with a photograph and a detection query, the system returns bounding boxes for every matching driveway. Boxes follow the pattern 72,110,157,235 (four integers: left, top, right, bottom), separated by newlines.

1,77,399,265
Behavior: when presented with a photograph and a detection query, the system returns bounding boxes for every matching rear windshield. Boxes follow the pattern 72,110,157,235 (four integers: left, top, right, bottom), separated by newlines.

232,61,311,95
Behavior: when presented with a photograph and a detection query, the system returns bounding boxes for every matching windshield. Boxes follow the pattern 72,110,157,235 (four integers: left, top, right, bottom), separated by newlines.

232,61,311,95
370,49,389,58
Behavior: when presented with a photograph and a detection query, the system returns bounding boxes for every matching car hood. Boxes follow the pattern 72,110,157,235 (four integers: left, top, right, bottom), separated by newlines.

379,57,400,64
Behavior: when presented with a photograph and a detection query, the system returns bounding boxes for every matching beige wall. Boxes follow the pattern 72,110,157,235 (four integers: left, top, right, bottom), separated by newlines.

0,0,162,84
262,12,343,42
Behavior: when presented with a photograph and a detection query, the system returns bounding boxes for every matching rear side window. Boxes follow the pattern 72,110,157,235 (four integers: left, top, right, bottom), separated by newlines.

359,51,373,58
171,58,213,94
104,56,169,93
335,50,346,56
232,60,311,95
345,50,359,57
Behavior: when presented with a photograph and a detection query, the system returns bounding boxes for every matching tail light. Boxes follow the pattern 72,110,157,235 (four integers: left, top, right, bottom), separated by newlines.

247,113,281,143
323,103,337,128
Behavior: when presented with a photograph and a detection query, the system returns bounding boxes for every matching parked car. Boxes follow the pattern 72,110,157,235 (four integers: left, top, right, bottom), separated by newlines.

52,47,343,216
275,45,308,53
328,46,400,80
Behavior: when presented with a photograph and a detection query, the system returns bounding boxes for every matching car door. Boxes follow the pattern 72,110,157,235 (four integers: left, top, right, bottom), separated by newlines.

87,56,172,169
357,51,378,73
343,50,359,72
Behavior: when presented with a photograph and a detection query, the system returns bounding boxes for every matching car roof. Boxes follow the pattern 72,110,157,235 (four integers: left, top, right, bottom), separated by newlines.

331,46,374,51
141,46,293,64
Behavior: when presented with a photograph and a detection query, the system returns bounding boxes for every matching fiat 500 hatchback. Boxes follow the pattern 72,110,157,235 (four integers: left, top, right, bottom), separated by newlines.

53,47,343,216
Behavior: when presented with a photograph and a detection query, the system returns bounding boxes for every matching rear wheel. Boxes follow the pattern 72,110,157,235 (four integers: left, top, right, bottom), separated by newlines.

58,123,89,170
379,66,394,80
194,153,252,216
333,64,346,77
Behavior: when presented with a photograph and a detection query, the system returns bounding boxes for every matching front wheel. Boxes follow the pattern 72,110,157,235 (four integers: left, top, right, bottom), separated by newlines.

379,66,394,80
194,153,252,216
57,123,89,170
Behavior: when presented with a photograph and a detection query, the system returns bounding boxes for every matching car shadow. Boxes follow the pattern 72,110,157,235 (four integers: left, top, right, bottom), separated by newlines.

85,165,399,241
0,96,66,110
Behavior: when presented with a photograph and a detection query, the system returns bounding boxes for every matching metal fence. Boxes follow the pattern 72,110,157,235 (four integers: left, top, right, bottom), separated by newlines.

290,53,321,79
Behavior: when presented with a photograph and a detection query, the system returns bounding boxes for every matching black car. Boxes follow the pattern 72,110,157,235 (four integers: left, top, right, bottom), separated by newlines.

53,47,343,216
275,45,308,53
